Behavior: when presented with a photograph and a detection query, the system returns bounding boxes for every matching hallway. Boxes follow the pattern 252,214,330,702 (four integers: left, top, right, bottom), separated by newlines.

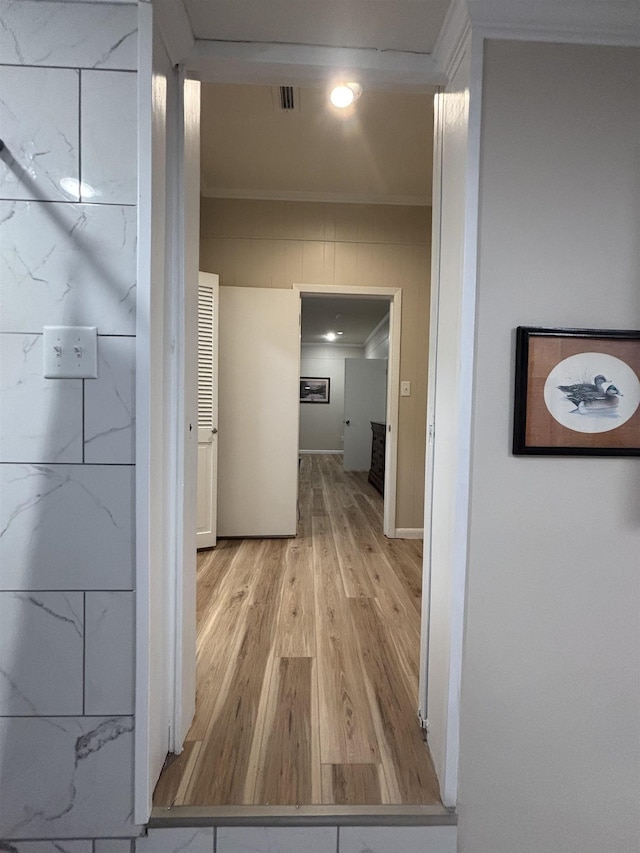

153,454,440,807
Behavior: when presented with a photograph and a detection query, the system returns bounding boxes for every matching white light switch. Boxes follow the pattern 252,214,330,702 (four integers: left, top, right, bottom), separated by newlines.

43,326,98,379
401,380,411,397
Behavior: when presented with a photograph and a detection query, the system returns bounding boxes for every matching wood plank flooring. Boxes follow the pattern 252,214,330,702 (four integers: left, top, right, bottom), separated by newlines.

153,453,441,808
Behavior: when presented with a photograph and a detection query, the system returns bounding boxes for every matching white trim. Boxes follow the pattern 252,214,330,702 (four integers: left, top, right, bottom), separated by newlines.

188,38,446,89
363,311,390,352
432,0,472,80
299,449,343,455
294,283,401,540
200,185,431,207
171,71,201,753
418,82,443,730
164,62,182,757
385,294,401,540
298,284,402,300
469,0,640,47
134,0,153,824
149,803,455,823
438,29,482,811
395,528,424,539
301,341,366,350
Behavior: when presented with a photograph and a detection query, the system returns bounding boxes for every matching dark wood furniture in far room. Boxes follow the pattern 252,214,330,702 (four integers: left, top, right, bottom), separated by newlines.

368,421,386,496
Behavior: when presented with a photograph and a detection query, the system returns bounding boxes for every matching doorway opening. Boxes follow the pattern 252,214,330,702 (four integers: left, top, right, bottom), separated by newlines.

297,286,405,540
151,81,439,820
299,294,390,519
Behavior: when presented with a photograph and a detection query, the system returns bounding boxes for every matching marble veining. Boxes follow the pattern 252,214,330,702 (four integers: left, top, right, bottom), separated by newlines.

0,464,134,591
0,201,137,335
84,337,135,465
0,1,138,70
0,334,83,464
24,594,83,636
0,66,79,202
0,591,83,715
85,592,134,716
0,716,136,839
81,71,137,206
75,718,133,761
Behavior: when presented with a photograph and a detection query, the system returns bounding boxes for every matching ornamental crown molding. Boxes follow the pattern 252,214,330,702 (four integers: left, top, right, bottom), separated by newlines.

433,0,472,81
467,0,640,45
434,0,640,82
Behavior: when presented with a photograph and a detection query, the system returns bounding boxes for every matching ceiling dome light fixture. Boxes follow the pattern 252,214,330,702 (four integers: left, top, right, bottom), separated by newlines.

330,82,362,109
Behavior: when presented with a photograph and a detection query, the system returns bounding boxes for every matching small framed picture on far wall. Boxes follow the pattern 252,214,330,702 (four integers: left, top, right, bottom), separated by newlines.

300,377,330,404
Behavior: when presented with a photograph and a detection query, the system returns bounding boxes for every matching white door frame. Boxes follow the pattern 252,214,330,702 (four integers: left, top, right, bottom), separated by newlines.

133,17,201,820
294,284,401,539
136,5,478,824
417,32,481,809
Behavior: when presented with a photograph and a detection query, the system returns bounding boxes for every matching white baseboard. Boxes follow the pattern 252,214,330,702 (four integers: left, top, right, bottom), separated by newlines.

395,527,424,539
299,449,343,455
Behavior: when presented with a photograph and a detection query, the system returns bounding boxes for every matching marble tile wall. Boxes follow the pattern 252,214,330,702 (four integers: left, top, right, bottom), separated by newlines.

216,827,337,853
0,0,139,844
338,825,458,853
131,825,458,853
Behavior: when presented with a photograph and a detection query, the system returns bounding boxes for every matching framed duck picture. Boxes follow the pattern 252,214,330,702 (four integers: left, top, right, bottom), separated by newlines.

513,327,640,456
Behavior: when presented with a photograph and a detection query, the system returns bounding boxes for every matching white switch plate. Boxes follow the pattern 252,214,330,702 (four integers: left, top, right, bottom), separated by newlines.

43,326,98,379
401,380,411,397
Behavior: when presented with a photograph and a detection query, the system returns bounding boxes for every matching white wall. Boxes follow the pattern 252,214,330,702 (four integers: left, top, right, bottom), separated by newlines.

0,0,139,842
458,41,640,853
299,343,364,451
364,314,390,359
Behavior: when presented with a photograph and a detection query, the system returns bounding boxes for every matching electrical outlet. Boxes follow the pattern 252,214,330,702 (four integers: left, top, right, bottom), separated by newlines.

43,326,98,379
401,380,411,397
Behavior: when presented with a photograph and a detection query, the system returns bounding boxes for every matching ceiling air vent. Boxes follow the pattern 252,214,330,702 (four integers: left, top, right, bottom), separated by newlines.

278,85,296,111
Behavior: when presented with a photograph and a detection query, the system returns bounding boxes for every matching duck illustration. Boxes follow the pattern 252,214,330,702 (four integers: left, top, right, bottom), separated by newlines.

577,384,623,414
557,374,610,410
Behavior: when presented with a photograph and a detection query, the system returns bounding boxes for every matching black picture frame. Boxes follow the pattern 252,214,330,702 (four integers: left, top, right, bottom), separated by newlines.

513,326,640,456
300,376,330,404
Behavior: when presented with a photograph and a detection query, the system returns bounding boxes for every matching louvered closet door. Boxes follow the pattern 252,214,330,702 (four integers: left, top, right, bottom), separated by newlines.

196,273,219,549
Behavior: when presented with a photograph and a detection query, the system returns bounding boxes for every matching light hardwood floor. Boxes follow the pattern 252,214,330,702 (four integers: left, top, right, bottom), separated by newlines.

153,453,441,807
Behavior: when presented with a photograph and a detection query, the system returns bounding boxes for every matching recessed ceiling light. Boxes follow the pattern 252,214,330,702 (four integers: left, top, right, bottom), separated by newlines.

330,83,362,109
337,330,344,335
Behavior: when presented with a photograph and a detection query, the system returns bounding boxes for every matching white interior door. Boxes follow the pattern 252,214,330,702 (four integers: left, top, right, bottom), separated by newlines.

196,273,219,549
343,358,388,471
217,286,300,537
